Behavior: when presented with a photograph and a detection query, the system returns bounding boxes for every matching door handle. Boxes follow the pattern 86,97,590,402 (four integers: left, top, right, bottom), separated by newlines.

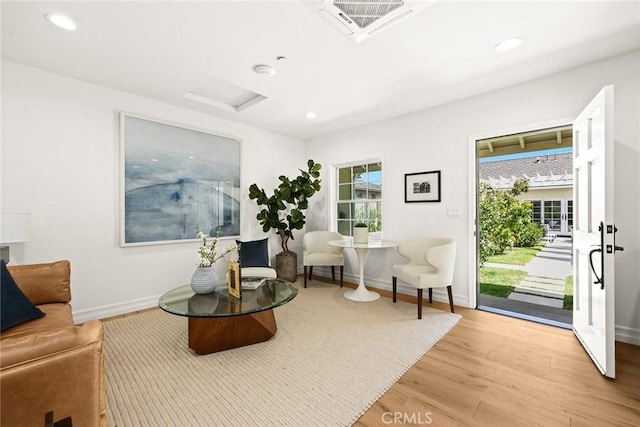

589,247,603,288
592,222,605,289
588,222,623,290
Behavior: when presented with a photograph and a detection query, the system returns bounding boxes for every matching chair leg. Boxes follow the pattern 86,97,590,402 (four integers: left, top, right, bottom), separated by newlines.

331,266,335,282
417,288,423,319
304,266,308,288
309,266,313,281
392,277,397,303
428,288,433,304
340,266,344,288
447,285,455,313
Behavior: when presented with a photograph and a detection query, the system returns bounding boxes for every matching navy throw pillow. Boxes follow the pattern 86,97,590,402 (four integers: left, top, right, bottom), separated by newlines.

1,259,45,332
236,238,270,268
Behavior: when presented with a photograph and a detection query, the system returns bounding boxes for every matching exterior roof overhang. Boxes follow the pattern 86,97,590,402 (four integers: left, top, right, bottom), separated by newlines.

477,126,573,158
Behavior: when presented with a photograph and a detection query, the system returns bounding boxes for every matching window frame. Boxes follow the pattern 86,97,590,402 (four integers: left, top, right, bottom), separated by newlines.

332,158,384,239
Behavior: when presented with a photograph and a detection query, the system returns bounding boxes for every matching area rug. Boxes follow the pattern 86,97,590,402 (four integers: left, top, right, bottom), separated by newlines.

103,280,461,426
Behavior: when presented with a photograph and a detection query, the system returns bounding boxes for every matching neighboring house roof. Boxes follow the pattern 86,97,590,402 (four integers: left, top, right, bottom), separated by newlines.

479,153,573,190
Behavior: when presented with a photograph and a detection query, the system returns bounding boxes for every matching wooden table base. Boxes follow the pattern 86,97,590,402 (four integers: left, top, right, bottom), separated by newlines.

188,309,277,355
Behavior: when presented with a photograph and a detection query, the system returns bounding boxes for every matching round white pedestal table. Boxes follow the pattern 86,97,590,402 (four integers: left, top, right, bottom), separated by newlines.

327,239,398,302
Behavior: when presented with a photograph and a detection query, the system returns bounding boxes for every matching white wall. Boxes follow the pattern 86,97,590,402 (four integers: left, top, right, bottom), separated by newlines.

1,60,306,322
521,188,572,201
306,51,640,344
3,52,639,343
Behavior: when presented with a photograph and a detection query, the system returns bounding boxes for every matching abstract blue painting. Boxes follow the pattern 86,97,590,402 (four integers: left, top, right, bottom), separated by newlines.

120,114,241,246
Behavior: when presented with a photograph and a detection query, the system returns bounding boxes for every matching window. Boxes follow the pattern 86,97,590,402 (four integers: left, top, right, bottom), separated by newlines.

531,200,542,224
544,200,562,231
336,162,382,237
531,199,573,234
567,200,573,231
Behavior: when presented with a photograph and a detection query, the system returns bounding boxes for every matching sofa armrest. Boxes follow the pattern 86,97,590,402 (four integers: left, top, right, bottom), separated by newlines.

1,320,106,427
7,260,71,305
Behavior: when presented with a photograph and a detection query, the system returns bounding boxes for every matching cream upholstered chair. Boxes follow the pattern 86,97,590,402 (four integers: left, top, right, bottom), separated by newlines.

392,238,456,319
235,238,277,279
303,231,344,288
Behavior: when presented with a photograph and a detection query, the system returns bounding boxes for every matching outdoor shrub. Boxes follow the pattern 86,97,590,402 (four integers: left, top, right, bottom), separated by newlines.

478,180,540,263
517,222,544,247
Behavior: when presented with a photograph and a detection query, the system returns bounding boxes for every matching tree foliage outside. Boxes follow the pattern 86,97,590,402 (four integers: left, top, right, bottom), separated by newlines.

479,179,543,264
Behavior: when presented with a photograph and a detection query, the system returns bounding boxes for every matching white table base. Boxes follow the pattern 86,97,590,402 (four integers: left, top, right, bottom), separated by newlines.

344,287,380,302
344,246,381,302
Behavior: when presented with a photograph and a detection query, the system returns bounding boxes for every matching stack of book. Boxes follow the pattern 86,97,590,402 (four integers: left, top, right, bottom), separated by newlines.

241,277,266,290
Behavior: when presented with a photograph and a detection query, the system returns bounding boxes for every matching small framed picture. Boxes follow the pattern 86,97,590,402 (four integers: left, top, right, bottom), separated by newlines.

405,170,441,203
227,261,242,299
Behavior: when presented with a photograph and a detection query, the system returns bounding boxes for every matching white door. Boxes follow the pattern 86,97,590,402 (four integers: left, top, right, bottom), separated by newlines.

572,85,621,378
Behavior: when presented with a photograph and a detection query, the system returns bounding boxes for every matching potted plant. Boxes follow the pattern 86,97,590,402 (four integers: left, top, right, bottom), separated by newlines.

191,228,236,294
248,159,322,281
353,222,369,244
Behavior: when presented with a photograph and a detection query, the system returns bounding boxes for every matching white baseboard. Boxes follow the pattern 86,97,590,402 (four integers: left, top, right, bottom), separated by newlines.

73,295,161,324
615,325,640,346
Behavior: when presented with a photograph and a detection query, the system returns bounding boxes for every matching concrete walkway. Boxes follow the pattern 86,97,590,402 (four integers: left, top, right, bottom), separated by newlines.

485,237,573,308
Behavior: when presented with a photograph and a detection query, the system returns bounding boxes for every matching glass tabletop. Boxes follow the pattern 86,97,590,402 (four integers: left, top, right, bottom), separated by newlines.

159,278,298,318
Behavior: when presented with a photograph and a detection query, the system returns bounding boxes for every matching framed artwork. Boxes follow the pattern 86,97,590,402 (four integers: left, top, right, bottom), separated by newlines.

405,170,441,203
120,113,241,246
227,261,242,299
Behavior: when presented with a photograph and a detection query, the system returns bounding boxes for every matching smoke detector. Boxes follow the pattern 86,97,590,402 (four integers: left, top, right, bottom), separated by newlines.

315,0,436,43
253,64,275,77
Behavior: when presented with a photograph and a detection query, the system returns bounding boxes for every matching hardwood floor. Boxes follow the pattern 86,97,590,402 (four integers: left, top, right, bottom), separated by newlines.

354,296,640,427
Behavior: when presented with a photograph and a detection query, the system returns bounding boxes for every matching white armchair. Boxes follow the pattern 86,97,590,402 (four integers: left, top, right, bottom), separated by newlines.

392,238,456,319
234,238,277,279
303,231,344,288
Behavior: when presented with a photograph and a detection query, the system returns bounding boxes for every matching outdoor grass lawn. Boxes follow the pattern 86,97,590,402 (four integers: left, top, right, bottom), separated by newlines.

485,244,545,265
479,267,528,298
564,275,574,310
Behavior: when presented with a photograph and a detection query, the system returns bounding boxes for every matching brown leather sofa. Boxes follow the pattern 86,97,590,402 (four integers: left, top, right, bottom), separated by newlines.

1,260,107,427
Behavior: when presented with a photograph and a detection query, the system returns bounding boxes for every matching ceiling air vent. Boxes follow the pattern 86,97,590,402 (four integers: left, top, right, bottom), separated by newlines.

316,0,435,43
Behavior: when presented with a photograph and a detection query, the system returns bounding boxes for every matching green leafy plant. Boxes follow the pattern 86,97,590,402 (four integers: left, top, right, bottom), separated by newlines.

478,179,542,264
248,159,322,253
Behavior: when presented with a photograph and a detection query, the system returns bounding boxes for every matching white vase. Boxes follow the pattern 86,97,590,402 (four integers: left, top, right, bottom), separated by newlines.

353,227,369,244
190,267,219,294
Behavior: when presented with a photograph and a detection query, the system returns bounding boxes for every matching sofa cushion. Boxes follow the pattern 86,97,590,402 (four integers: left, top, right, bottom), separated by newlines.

236,238,270,267
6,260,71,305
1,260,45,332
1,304,73,341
0,320,103,369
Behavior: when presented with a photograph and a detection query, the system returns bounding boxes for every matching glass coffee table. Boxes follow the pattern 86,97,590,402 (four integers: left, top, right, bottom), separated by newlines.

159,278,297,355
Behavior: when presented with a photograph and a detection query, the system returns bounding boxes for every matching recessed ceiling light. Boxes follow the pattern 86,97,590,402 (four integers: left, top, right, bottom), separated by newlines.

305,112,317,119
45,13,77,31
495,37,522,53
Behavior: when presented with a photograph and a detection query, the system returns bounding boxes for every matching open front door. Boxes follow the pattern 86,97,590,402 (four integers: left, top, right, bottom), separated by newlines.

572,85,622,378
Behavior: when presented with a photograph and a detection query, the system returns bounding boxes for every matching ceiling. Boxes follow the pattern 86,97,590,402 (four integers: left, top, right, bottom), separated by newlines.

2,1,639,141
